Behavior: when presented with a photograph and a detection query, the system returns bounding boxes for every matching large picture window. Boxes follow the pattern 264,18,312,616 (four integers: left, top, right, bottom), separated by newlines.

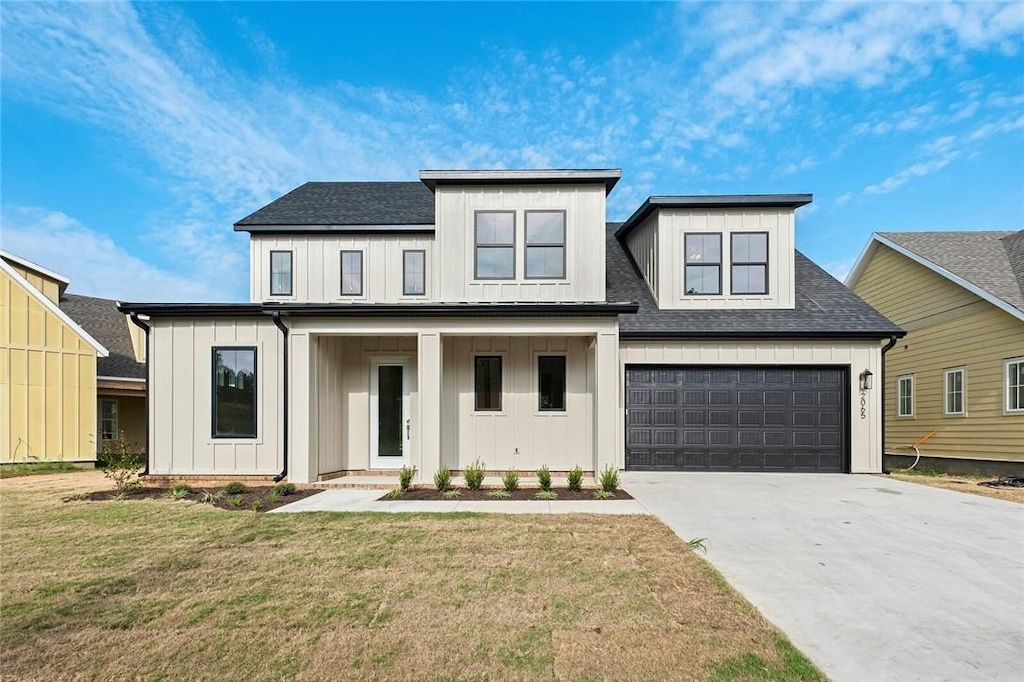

474,211,515,279
731,232,769,295
525,211,566,279
213,347,257,438
403,250,426,296
474,355,503,411
340,250,363,296
1006,358,1024,412
684,233,721,295
270,250,293,296
897,376,914,417
538,355,566,411
944,367,965,415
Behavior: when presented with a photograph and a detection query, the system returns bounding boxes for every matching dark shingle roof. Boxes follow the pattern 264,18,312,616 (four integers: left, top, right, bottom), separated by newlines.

234,182,435,230
607,224,903,337
60,294,146,379
877,231,1024,314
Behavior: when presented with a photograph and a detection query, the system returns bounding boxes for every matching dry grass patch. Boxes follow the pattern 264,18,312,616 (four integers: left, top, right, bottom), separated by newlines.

1,473,822,681
886,471,1024,504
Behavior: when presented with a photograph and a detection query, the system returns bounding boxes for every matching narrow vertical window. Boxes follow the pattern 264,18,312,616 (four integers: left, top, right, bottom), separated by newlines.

474,356,502,411
100,399,119,442
944,368,965,415
270,251,292,296
525,211,566,279
684,233,721,295
213,347,257,438
731,232,768,294
474,211,515,279
403,250,426,296
538,355,566,411
340,250,363,296
897,376,914,417
1006,358,1024,412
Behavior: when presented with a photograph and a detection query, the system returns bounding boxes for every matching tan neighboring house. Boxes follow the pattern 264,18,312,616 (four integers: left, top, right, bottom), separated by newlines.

0,251,108,463
119,169,903,485
848,231,1024,475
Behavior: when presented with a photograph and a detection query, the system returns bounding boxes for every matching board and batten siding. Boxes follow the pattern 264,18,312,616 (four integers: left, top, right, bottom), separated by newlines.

1,268,98,462
8,263,62,305
625,213,659,303
250,234,435,303
433,184,606,302
148,317,283,475
852,243,1024,461
618,339,884,473
654,208,796,310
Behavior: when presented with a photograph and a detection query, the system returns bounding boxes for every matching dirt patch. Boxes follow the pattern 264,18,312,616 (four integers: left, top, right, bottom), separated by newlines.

383,487,633,501
886,472,1024,504
71,484,322,512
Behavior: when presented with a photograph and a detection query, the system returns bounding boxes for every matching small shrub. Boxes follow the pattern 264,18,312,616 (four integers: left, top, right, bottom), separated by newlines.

250,499,264,512
463,459,486,490
537,465,552,492
170,482,193,494
101,431,142,494
487,490,511,499
166,487,191,500
228,496,243,508
64,492,89,502
273,482,297,496
385,488,405,499
593,490,615,500
267,490,282,504
442,489,461,500
224,481,246,495
434,465,452,492
199,490,223,505
399,465,416,492
534,490,557,500
688,538,708,554
599,465,620,493
502,469,519,492
567,466,584,492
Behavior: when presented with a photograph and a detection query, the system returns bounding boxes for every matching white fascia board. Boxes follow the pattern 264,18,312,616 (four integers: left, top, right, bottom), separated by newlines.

97,375,145,383
0,258,109,356
0,249,71,286
844,236,878,288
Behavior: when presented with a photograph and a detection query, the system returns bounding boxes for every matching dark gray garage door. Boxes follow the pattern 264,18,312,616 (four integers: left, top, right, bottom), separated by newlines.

625,366,848,472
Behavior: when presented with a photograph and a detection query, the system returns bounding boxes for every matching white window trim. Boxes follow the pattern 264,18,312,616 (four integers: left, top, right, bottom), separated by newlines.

470,352,508,415
532,351,568,416
944,367,966,416
897,375,914,418
1005,357,1024,414
100,398,119,441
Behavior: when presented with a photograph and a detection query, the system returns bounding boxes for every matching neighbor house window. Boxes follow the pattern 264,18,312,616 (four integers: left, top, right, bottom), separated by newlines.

944,367,965,415
270,251,292,296
538,355,566,411
213,347,257,438
684,233,721,295
403,250,426,296
1006,358,1024,412
897,376,914,417
474,211,515,279
525,211,566,279
340,250,363,296
100,399,118,441
474,356,502,411
731,232,768,295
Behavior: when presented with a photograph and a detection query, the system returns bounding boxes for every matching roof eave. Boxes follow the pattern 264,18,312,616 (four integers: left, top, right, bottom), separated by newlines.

615,194,814,240
233,223,435,234
419,169,622,195
118,301,641,318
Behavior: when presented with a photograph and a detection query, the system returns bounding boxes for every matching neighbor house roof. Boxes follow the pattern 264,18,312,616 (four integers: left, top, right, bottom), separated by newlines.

234,181,436,232
607,224,904,338
60,294,144,379
846,230,1024,322
615,194,813,240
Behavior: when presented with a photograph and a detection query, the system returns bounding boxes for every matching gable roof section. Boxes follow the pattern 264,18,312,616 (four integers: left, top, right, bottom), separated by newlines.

0,258,108,356
615,194,813,240
60,294,145,379
0,249,71,298
607,224,903,338
235,181,435,232
847,231,1024,322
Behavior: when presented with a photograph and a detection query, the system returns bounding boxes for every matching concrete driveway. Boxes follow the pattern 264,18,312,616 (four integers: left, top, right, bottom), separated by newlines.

622,472,1024,682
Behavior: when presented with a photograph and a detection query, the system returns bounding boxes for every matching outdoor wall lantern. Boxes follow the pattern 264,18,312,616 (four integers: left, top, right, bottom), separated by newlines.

859,369,874,391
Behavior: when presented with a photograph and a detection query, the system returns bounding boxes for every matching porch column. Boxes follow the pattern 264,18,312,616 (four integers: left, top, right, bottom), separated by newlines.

288,332,313,484
418,332,442,484
594,329,619,475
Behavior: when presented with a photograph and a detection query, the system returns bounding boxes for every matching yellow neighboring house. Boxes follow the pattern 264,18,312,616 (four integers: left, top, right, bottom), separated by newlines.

1,251,109,463
848,230,1024,475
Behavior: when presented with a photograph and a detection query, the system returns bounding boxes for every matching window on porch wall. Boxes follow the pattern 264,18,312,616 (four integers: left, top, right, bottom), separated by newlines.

474,356,502,411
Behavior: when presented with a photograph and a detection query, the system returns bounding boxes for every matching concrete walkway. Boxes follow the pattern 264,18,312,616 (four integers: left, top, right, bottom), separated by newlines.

272,488,649,515
622,471,1024,682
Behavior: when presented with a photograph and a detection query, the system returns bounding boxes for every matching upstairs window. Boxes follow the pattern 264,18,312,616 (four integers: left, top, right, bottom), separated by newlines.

731,232,769,295
684,233,721,295
340,250,363,296
897,376,914,417
944,367,965,415
270,250,293,296
1006,358,1023,412
213,347,257,438
525,211,566,279
538,355,566,411
403,250,426,296
474,211,515,279
474,355,503,411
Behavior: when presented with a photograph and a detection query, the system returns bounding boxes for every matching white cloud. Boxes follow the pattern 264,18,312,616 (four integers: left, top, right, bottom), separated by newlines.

823,257,856,283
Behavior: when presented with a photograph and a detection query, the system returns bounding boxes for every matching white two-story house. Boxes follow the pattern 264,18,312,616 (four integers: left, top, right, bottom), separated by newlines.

121,169,903,484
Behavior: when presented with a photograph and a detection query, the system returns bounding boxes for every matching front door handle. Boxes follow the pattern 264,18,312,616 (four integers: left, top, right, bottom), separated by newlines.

406,419,411,439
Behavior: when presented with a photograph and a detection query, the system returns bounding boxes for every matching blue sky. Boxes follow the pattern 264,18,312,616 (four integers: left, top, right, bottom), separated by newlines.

2,1,1022,302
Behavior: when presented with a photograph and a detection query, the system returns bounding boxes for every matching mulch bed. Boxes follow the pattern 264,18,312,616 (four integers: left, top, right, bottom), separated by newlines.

380,487,633,501
70,485,322,512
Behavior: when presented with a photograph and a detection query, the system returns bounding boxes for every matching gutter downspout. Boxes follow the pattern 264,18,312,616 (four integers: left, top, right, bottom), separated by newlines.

127,313,151,476
271,312,289,483
880,334,900,473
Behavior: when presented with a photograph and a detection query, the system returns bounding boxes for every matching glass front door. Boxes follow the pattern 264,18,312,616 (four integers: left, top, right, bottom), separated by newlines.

370,360,410,468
